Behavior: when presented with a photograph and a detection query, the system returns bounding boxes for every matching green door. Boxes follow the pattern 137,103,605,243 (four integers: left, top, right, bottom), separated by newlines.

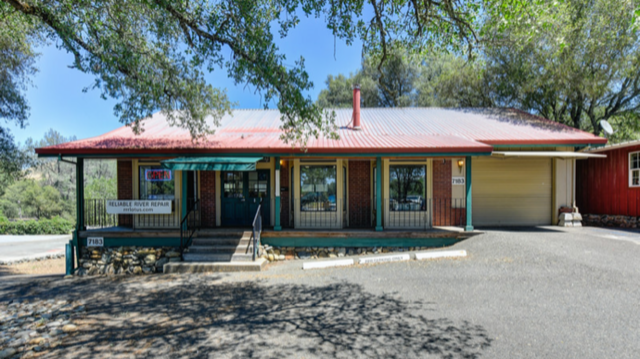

221,170,270,227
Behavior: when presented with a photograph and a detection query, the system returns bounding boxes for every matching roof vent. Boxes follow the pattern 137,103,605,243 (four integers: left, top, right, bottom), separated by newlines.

352,85,361,130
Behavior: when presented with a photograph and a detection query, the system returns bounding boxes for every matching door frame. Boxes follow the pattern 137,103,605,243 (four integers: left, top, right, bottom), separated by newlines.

220,169,271,227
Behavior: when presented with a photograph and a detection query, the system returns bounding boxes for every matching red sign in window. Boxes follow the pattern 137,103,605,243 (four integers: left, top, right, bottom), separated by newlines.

145,169,172,182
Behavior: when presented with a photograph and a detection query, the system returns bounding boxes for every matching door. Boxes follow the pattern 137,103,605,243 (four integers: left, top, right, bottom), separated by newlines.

473,157,552,226
221,170,270,226
247,170,270,226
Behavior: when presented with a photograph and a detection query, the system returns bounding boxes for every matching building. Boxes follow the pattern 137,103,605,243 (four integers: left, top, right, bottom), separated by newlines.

36,89,606,270
577,140,640,227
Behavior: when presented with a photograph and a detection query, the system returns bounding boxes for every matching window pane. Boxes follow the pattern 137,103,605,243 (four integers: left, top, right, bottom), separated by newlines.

300,165,337,212
139,166,175,200
389,165,426,212
249,171,268,198
223,172,244,198
633,170,640,186
632,153,640,170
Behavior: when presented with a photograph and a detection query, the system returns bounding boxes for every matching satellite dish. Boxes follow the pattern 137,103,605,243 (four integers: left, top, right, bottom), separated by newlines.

600,120,614,137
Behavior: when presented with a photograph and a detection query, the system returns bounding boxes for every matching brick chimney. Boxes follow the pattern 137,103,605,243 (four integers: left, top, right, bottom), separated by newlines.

352,85,361,130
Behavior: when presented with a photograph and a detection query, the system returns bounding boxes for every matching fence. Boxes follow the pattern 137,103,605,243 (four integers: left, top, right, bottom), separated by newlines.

385,198,466,229
84,199,199,230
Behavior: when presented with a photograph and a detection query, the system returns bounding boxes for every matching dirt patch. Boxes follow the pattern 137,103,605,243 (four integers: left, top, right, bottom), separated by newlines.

0,258,65,276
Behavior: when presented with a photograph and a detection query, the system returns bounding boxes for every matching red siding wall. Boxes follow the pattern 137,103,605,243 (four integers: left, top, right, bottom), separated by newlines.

348,161,371,227
432,159,465,226
117,160,133,227
200,171,216,227
577,144,640,216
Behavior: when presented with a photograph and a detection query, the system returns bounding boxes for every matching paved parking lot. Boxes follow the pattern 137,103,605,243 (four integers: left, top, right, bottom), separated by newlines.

0,234,70,263
0,226,638,358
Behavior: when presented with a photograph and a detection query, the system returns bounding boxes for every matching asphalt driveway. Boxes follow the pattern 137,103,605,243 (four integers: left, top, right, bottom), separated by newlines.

0,226,638,358
0,234,70,262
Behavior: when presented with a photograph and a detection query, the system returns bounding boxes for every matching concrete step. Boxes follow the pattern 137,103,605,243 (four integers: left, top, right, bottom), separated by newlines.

182,253,255,262
196,229,252,237
164,258,267,273
183,253,231,262
188,245,251,254
191,237,250,246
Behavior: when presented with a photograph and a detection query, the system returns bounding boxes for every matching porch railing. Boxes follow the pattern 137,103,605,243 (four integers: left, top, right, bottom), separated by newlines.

180,199,201,250
247,204,262,261
295,198,345,228
83,199,196,230
385,198,466,229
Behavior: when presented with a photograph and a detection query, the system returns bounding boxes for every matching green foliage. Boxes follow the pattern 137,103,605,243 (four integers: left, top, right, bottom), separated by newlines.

482,0,640,136
2,179,64,219
317,50,491,109
1,0,480,148
0,216,74,235
85,177,117,201
317,0,640,141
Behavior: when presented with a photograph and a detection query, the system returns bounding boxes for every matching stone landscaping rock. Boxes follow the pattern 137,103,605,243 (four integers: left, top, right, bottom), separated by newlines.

0,348,16,359
62,324,77,333
166,250,181,258
76,246,180,276
144,254,157,265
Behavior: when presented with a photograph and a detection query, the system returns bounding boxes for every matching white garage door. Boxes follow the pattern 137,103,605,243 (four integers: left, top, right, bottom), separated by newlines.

473,157,552,226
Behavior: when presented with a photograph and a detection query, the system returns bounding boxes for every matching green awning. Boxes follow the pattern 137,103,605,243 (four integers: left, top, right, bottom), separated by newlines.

161,157,263,171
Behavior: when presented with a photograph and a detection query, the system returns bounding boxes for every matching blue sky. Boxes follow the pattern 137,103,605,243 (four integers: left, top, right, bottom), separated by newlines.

9,14,363,144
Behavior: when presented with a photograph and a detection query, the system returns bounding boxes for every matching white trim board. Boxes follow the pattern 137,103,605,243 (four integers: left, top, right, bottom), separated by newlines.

359,254,410,265
415,250,467,260
302,259,354,270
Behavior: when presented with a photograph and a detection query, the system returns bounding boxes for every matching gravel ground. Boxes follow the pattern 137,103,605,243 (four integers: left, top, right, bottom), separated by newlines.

0,258,65,277
0,226,638,358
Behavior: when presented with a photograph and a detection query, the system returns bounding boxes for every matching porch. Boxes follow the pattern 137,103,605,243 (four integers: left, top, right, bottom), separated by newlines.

76,225,477,251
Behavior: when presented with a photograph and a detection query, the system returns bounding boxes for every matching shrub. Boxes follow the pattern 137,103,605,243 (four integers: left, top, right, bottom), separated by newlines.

0,216,75,235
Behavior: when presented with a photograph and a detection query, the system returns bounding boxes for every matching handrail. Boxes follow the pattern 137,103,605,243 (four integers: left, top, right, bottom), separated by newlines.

180,198,200,253
247,203,262,261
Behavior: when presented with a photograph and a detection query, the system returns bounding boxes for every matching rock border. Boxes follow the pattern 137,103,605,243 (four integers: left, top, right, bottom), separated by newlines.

262,246,436,262
76,246,182,276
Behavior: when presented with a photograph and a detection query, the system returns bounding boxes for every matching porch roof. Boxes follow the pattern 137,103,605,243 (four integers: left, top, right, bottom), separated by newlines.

35,108,606,157
161,157,263,171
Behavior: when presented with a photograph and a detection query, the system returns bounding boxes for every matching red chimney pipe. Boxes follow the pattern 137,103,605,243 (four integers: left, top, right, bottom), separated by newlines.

352,85,361,130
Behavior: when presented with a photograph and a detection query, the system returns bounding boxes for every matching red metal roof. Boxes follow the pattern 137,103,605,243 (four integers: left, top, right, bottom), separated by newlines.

35,108,607,156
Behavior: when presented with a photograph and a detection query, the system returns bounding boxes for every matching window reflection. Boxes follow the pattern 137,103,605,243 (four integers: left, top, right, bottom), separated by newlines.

389,165,426,211
300,165,337,212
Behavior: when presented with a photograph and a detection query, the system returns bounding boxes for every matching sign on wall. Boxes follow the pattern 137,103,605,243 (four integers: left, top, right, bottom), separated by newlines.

106,200,172,214
452,177,466,185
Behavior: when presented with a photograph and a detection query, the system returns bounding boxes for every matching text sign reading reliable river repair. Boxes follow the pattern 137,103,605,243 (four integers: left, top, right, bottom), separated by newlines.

106,200,172,214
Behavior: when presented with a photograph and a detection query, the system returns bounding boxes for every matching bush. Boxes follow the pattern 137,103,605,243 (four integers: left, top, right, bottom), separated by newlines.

0,216,75,235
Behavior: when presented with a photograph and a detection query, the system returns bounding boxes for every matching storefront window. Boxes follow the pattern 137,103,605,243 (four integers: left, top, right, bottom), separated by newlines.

389,165,426,211
300,165,336,211
139,166,175,200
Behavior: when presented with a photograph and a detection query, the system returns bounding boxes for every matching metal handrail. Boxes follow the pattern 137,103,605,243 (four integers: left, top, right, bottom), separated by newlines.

247,203,262,261
180,199,200,252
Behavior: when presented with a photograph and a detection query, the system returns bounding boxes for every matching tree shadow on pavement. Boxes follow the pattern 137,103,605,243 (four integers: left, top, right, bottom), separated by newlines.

0,276,492,359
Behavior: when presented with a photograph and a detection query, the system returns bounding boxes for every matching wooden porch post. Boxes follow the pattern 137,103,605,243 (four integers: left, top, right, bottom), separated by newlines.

181,171,188,229
274,156,282,231
376,156,383,231
75,158,84,270
465,156,474,232
76,158,84,231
